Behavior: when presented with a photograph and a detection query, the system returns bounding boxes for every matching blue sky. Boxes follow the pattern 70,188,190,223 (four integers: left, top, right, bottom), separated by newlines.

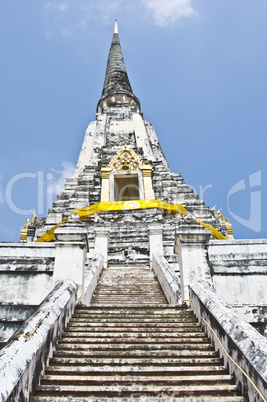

0,0,267,241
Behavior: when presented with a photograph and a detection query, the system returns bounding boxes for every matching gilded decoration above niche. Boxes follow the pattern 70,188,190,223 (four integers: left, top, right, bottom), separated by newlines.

105,146,144,171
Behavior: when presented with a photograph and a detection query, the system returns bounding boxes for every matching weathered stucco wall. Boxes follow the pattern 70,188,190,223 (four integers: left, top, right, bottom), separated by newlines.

0,243,55,345
208,239,267,335
0,243,55,304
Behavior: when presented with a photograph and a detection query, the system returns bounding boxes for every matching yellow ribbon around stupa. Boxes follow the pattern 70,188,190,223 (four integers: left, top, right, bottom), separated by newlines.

35,199,227,242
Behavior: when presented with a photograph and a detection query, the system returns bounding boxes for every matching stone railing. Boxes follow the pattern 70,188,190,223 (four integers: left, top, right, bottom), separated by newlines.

82,253,104,305
152,252,181,304
189,280,267,402
0,280,77,402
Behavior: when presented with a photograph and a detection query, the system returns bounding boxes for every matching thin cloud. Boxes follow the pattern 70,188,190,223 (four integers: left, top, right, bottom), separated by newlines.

57,3,68,12
142,0,197,27
43,0,196,39
44,0,123,39
45,2,68,12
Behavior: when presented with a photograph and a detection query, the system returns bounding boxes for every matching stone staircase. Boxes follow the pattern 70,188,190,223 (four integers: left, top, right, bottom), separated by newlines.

91,265,165,305
31,264,246,401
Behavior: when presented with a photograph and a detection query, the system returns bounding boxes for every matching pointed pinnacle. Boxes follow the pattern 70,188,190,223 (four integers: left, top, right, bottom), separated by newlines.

114,20,118,34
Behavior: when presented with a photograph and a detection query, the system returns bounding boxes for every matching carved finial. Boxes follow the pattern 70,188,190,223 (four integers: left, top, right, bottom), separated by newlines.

20,211,37,242
114,20,118,34
212,206,234,239
30,210,37,226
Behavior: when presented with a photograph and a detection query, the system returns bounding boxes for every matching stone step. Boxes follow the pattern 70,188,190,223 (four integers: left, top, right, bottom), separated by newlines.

59,336,210,344
101,263,151,267
93,290,164,294
57,343,214,351
72,309,194,315
97,276,156,281
91,297,165,300
108,231,149,236
103,264,150,267
96,275,159,278
77,308,189,314
71,314,192,321
74,308,187,314
31,396,246,401
94,285,163,289
97,267,152,272
91,289,163,292
109,232,149,237
96,275,160,279
96,285,158,288
109,239,149,245
94,285,164,289
98,271,153,275
70,319,194,325
90,297,166,301
108,257,150,263
65,319,199,327
64,324,201,332
97,273,159,276
90,294,166,298
91,292,165,297
33,383,240,397
92,288,163,292
68,320,199,327
94,287,164,291
53,350,219,358
98,278,159,282
91,295,165,299
90,300,167,304
41,374,233,385
97,278,154,281
45,364,229,375
88,304,168,307
76,304,183,310
95,286,160,289
48,357,223,366
62,330,206,338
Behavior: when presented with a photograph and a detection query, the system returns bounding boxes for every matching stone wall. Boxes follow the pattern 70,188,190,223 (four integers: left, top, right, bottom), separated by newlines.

0,243,55,346
208,239,267,335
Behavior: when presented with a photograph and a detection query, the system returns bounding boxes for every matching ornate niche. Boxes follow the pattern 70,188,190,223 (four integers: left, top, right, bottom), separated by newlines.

100,146,154,202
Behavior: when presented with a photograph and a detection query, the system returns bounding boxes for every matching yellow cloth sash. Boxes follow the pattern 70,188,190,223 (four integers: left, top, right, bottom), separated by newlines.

36,199,227,242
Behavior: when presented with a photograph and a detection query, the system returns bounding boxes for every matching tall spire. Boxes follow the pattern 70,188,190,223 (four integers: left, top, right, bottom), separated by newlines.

97,21,140,111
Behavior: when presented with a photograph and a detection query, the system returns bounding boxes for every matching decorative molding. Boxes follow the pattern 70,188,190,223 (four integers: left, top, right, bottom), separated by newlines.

107,145,142,171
